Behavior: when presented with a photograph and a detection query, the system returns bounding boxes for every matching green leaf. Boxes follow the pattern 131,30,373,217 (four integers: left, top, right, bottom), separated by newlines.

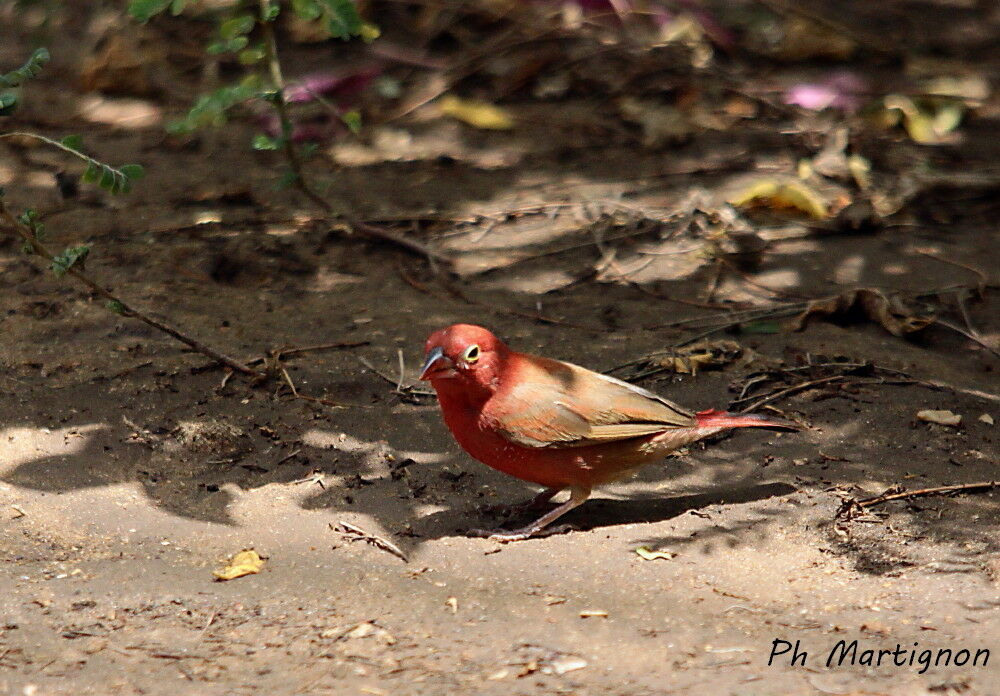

263,3,280,21
51,245,90,277
120,164,145,181
60,134,84,150
106,300,127,315
276,170,298,189
238,46,266,65
318,0,362,39
342,109,361,134
82,161,101,183
220,15,255,40
252,134,281,150
128,0,174,23
17,209,42,235
291,0,322,21
167,77,261,134
0,92,16,116
98,166,116,191
0,48,50,88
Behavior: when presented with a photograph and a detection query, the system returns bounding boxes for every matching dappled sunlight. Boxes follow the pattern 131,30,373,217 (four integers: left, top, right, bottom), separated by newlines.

77,94,162,129
834,254,865,286
0,423,108,476
301,428,452,465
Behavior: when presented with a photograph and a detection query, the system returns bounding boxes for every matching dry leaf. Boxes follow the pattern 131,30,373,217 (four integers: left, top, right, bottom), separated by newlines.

979,414,994,426
730,179,828,219
213,549,265,581
618,97,695,146
635,546,677,561
439,95,514,130
651,340,743,375
917,410,962,427
790,288,934,337
878,95,964,145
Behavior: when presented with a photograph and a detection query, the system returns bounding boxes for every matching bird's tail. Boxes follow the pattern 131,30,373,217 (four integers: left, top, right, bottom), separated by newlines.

695,409,800,430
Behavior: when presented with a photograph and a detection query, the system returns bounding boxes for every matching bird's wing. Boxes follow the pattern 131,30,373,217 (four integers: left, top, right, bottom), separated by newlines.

485,354,697,449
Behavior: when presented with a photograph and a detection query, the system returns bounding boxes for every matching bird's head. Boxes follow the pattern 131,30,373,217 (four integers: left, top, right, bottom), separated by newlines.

419,324,508,393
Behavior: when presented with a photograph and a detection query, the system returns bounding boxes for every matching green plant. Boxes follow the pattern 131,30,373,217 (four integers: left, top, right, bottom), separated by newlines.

0,49,259,377
127,0,446,264
128,0,373,194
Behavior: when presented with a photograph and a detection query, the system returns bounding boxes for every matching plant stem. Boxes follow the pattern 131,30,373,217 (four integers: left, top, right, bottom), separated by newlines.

257,0,331,213
0,200,262,377
255,1,451,266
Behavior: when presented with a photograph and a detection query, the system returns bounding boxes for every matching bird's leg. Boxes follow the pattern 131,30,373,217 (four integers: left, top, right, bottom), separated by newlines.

523,486,563,510
471,485,591,543
477,486,562,517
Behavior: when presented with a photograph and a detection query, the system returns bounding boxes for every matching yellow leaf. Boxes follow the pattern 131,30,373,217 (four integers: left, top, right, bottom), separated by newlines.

359,22,381,43
439,95,514,130
881,95,964,144
847,154,872,190
213,549,265,581
635,545,677,561
729,179,828,219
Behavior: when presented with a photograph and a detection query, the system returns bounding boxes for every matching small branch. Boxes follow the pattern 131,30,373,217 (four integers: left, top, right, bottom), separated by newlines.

333,521,408,563
258,0,333,213
257,1,449,267
0,200,261,377
277,361,351,409
358,356,435,397
737,375,847,412
857,481,1000,509
246,341,369,366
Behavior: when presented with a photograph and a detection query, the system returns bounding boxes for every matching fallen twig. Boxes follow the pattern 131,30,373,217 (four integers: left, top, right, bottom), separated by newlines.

857,481,1000,509
257,2,449,267
333,521,408,563
0,200,261,378
737,375,847,412
277,362,350,409
245,341,369,367
358,356,435,397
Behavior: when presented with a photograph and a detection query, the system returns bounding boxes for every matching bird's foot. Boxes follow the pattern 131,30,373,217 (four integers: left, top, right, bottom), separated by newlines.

468,524,576,543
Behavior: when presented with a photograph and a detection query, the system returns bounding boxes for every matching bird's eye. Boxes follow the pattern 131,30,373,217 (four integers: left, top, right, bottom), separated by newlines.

462,344,480,363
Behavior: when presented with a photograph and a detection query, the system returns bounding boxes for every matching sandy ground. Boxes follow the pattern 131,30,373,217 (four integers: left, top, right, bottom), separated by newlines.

2,2,1000,693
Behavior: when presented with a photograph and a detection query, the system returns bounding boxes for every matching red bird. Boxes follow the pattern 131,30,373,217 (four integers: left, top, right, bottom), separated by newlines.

420,324,799,541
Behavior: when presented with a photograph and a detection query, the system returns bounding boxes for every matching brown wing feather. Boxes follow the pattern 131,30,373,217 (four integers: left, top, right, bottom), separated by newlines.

485,354,696,449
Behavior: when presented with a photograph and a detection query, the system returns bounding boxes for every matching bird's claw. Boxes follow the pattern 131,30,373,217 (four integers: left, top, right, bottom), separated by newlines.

468,524,577,543
468,528,530,542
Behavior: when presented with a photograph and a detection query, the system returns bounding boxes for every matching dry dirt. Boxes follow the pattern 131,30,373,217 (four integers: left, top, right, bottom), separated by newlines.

2,3,999,694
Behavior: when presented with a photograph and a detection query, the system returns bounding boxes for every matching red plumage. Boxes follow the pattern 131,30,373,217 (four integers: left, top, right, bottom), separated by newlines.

420,324,799,541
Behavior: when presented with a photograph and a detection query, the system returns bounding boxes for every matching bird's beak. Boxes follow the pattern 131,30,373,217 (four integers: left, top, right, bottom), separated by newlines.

419,346,456,380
